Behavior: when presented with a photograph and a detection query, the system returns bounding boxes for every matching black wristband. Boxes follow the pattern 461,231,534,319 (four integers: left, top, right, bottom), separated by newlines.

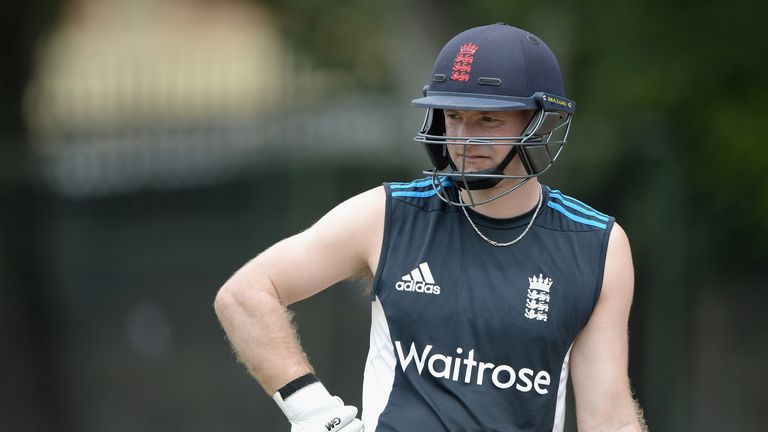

277,373,319,399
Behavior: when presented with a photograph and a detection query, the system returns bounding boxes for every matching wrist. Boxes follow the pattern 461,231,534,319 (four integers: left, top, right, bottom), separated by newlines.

273,374,332,421
275,373,321,400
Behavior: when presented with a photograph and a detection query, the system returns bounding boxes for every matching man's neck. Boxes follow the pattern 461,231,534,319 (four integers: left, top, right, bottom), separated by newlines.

459,178,542,219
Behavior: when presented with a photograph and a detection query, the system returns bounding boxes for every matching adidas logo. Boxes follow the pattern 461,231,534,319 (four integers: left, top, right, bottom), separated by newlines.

395,262,441,295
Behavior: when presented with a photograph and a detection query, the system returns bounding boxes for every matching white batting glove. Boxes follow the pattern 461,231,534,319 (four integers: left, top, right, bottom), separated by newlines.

273,380,364,432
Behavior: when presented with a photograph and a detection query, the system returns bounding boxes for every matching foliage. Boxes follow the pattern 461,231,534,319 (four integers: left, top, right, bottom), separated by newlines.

256,0,397,91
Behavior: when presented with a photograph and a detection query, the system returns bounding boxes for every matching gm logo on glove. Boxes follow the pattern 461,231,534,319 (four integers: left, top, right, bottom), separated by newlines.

325,417,341,431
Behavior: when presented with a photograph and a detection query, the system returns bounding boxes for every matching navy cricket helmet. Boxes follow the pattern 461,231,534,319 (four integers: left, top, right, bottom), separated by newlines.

411,23,575,205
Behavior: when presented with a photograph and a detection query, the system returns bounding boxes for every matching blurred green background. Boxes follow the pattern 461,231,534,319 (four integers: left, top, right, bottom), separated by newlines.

1,0,766,431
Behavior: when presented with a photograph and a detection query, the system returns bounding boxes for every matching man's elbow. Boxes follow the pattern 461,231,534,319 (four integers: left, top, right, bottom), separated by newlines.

213,275,280,323
578,397,647,432
213,283,238,321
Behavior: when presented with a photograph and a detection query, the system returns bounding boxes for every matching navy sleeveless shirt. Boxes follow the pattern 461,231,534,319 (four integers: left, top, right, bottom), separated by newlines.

362,178,614,432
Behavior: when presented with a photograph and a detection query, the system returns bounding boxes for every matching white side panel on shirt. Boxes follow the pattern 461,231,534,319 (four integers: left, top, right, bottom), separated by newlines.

551,345,573,432
362,296,396,431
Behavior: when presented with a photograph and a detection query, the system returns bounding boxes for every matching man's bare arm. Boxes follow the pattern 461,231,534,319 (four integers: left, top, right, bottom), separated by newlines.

213,186,385,394
570,223,648,431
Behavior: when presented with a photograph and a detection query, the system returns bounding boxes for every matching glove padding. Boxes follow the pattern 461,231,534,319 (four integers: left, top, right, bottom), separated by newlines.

273,382,364,432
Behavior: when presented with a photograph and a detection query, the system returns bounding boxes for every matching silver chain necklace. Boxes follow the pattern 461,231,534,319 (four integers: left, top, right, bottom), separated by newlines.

458,184,543,247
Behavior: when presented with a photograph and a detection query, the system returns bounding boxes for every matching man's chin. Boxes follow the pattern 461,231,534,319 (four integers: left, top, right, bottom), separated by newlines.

454,164,497,174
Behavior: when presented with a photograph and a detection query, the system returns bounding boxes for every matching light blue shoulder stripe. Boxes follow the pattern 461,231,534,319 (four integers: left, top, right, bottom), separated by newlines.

548,189,609,222
547,201,608,229
392,189,439,198
390,177,450,189
548,188,607,216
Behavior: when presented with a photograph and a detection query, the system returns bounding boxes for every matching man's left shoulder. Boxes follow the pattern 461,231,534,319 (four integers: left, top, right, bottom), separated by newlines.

542,185,614,232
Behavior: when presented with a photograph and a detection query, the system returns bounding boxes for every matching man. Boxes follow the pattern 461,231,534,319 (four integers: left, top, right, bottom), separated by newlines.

215,23,646,431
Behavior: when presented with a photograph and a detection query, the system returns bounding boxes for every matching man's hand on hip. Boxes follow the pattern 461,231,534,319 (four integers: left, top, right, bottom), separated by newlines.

273,375,364,432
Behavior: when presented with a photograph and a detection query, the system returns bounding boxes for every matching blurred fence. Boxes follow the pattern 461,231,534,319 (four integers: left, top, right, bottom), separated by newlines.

35,101,419,198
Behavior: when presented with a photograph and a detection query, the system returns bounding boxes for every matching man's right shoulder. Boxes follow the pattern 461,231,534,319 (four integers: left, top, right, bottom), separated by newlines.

384,176,453,211
340,185,386,214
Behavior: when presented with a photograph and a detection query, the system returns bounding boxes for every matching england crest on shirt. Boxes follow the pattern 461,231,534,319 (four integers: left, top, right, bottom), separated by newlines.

524,274,553,322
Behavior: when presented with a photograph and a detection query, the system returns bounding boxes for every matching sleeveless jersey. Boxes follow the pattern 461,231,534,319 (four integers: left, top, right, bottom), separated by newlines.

362,178,614,432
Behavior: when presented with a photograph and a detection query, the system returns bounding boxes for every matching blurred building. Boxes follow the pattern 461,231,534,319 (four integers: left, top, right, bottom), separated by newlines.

26,0,427,198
